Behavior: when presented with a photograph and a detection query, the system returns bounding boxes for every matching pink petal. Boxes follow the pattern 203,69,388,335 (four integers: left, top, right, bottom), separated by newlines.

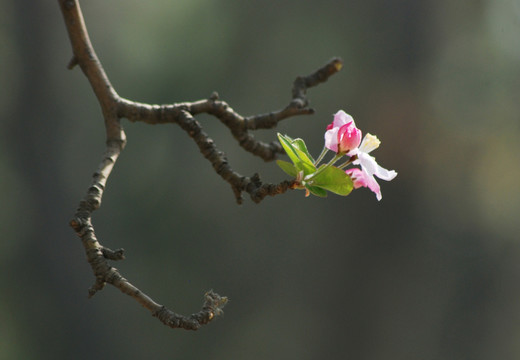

364,172,382,201
337,122,362,153
345,168,367,189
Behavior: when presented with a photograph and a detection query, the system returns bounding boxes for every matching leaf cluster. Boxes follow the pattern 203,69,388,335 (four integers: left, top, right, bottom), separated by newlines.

276,133,353,197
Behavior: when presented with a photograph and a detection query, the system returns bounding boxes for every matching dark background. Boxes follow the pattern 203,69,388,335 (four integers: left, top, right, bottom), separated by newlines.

2,0,520,359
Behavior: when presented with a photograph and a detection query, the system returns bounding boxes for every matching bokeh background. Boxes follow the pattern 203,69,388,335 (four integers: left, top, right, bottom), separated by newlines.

2,0,520,359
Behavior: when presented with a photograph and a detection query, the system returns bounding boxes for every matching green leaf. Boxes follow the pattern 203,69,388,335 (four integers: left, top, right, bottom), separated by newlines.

277,133,301,165
306,185,328,197
291,144,315,174
292,138,315,164
277,133,316,176
310,166,354,196
297,157,317,176
276,160,298,177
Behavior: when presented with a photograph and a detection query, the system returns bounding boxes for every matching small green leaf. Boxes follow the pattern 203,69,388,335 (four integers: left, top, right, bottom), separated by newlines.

277,133,316,176
311,166,353,196
277,133,301,165
306,185,328,197
298,159,317,176
291,145,315,174
276,160,298,177
292,138,315,164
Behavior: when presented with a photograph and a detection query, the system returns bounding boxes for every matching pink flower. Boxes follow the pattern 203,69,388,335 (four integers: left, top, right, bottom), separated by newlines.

346,168,369,188
347,134,397,201
324,110,362,154
346,167,381,199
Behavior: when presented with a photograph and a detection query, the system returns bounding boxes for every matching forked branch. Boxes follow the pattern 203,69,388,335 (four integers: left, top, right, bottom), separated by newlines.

59,0,342,330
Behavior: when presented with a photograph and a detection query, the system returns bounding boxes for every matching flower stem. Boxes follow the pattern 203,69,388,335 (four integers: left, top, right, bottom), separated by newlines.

326,153,344,167
337,157,354,169
306,153,343,181
314,146,329,166
337,154,358,169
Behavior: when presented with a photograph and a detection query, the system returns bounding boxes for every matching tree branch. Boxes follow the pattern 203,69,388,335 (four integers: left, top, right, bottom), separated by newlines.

59,0,342,330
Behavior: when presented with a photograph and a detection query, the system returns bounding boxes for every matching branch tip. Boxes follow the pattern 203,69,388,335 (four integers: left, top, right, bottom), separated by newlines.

102,247,125,261
152,290,228,330
67,55,79,69
331,57,344,71
88,278,105,298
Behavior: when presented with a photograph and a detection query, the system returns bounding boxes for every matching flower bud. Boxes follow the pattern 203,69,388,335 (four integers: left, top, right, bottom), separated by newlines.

337,122,362,153
345,168,368,189
324,110,362,153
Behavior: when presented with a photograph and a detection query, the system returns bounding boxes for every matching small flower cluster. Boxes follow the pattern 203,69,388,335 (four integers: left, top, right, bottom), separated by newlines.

277,110,397,201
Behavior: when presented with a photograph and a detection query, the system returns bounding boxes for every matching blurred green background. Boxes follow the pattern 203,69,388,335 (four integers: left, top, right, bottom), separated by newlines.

2,0,520,359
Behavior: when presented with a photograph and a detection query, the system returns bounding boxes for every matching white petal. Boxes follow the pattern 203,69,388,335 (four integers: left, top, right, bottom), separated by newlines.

324,127,339,152
374,166,397,181
355,151,397,181
333,110,355,128
355,152,378,175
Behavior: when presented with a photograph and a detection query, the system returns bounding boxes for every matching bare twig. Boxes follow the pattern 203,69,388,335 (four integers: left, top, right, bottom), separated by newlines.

59,0,342,330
